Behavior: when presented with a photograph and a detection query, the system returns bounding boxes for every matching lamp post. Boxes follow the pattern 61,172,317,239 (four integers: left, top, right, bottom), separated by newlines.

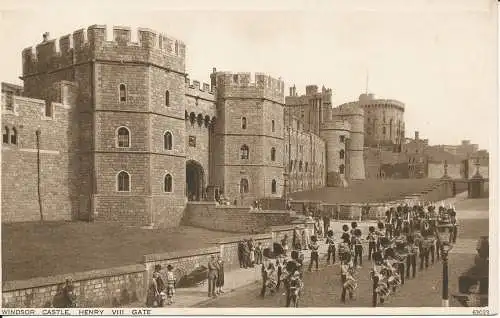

434,222,454,307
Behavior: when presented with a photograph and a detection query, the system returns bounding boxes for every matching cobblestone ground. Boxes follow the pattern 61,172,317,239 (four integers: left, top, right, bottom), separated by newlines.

201,205,488,308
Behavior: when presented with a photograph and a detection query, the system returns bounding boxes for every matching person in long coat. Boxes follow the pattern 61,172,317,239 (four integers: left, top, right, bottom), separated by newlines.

216,255,225,294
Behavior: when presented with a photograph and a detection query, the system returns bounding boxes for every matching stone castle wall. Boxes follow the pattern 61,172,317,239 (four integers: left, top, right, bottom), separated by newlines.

1,86,79,222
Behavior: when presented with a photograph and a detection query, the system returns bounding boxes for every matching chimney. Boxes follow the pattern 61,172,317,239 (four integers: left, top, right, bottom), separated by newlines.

42,32,50,42
415,131,419,140
293,84,297,96
212,67,217,74
289,87,293,96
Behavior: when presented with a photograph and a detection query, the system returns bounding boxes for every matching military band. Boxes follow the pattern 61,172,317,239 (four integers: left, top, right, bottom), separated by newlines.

258,200,458,307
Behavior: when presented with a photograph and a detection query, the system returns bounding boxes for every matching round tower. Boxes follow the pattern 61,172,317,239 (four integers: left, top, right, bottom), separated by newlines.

333,103,365,180
360,93,405,148
320,119,351,186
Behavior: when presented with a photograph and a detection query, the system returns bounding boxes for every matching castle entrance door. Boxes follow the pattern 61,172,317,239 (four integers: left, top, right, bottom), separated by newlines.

186,160,205,201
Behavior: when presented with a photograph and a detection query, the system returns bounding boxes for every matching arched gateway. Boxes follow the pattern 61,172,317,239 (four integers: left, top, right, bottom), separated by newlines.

186,160,205,201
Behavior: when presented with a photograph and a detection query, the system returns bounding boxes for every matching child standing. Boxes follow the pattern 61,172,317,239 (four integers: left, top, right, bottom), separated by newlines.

165,265,176,305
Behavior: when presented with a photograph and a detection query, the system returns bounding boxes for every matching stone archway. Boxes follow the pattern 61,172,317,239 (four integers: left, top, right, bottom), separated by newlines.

186,160,205,201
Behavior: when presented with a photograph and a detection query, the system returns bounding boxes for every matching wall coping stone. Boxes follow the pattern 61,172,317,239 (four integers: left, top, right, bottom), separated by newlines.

211,233,272,245
2,264,145,292
269,225,296,232
143,246,220,263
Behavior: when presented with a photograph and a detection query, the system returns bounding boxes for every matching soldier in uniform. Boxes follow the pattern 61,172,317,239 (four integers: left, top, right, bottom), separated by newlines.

367,226,378,261
353,228,364,267
325,230,336,265
308,235,320,272
405,234,418,279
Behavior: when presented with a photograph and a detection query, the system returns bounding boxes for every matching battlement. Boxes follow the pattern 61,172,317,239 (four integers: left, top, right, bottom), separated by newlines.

333,102,365,116
22,25,186,76
213,72,284,103
359,97,405,110
185,78,215,101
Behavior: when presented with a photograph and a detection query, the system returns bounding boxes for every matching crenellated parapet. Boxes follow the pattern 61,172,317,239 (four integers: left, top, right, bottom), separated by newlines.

332,102,365,117
213,72,284,104
185,78,215,101
22,25,187,77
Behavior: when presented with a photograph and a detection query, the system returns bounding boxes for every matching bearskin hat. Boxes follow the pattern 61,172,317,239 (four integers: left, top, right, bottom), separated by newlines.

369,226,375,233
377,222,385,230
342,224,349,232
354,228,362,237
384,247,395,258
351,221,358,229
327,229,334,237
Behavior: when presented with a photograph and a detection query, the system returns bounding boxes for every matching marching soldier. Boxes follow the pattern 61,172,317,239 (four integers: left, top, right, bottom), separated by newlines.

405,234,418,279
353,228,363,267
367,226,378,261
325,230,336,265
308,235,320,272
340,252,357,303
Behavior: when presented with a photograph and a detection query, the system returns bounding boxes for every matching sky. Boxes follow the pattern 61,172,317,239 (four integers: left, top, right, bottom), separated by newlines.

0,0,497,150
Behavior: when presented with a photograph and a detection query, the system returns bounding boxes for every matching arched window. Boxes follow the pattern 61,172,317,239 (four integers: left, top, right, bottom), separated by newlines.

165,90,170,107
119,84,127,102
299,161,303,172
241,117,247,129
271,120,275,132
305,162,308,172
11,127,17,145
164,131,172,150
240,178,249,193
382,126,386,135
339,149,345,159
117,171,130,192
164,173,173,192
271,179,277,194
339,135,345,143
389,119,393,138
117,127,130,148
270,147,276,161
3,126,9,144
240,145,249,159
339,164,345,174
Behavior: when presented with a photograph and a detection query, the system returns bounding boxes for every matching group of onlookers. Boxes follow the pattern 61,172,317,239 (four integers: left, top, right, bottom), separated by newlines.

237,238,264,268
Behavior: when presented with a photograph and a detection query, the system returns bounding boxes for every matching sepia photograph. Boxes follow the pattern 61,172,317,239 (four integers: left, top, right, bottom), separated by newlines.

0,0,497,315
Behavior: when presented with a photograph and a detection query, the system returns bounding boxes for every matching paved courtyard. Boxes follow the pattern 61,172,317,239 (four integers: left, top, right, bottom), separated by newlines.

199,198,489,308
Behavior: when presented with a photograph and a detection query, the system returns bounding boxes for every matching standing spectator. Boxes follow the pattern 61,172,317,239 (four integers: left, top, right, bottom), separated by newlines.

207,255,219,298
249,238,256,267
165,265,176,305
242,239,251,268
237,240,245,268
216,255,225,295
